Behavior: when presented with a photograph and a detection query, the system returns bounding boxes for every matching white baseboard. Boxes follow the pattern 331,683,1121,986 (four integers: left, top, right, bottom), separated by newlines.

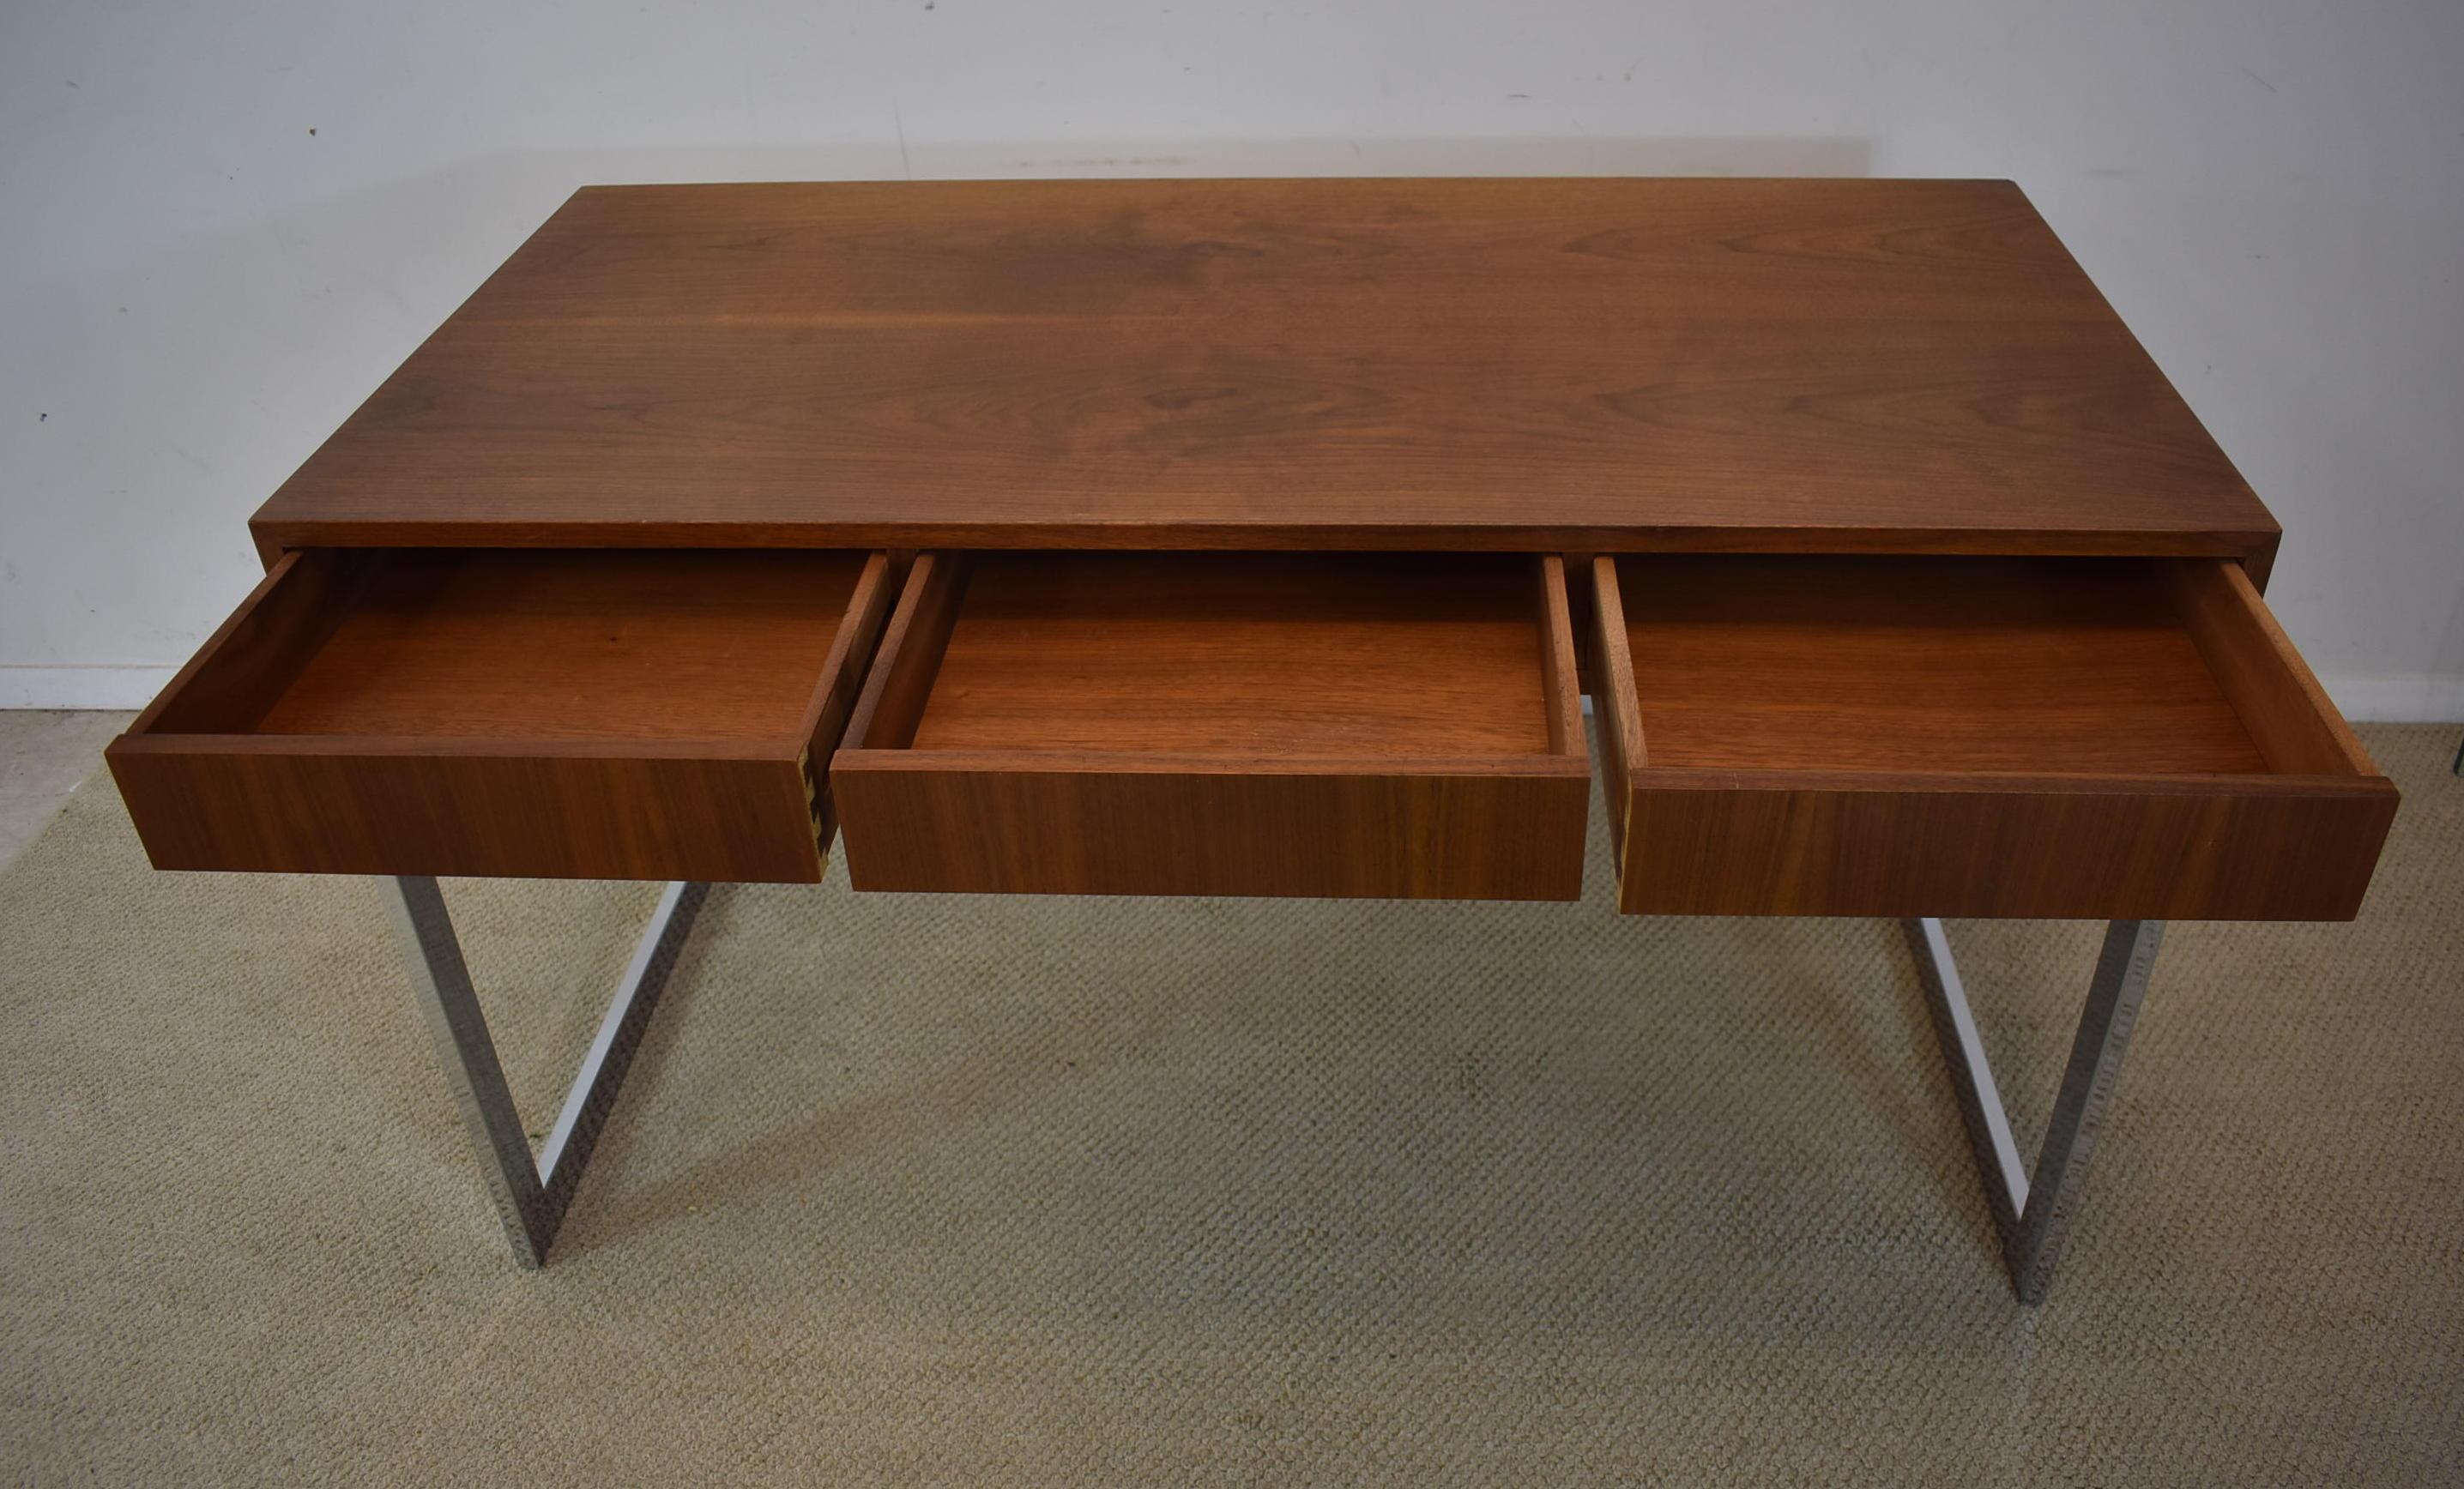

2318,673,2464,725
0,666,178,711
3,664,2460,724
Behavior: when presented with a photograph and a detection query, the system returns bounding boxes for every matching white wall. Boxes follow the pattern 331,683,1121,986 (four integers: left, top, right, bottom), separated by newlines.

5,0,2461,717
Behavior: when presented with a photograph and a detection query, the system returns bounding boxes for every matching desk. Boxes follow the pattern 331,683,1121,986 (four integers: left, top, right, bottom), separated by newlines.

106,178,2397,1300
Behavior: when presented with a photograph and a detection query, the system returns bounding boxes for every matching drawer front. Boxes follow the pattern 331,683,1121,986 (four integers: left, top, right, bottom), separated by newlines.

836,759,1588,899
1592,554,2398,920
109,746,826,883
1617,775,2395,919
108,548,897,883
831,551,1592,900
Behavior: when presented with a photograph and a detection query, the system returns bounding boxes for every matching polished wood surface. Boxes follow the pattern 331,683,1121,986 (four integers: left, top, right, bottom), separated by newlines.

910,552,1556,756
1618,555,2269,775
831,552,1591,898
1615,773,2395,920
1592,555,2396,919
834,757,1590,901
253,551,865,740
1534,552,1585,757
1585,553,1643,868
109,748,832,883
250,178,2275,565
107,549,895,882
127,177,2400,915
2165,559,2376,776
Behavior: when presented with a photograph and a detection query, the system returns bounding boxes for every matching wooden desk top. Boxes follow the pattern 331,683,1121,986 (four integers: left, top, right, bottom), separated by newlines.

251,177,2276,565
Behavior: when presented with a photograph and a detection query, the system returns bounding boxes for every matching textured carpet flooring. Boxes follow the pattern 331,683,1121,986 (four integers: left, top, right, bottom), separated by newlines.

3,726,2460,1484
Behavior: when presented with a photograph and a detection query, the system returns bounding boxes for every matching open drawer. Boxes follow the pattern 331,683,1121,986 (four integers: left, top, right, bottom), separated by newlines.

1588,555,2398,919
106,548,899,882
830,552,1591,899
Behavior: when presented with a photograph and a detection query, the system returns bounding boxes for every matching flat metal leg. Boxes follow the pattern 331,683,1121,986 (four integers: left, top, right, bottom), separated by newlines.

380,876,709,1269
1905,918,2165,1304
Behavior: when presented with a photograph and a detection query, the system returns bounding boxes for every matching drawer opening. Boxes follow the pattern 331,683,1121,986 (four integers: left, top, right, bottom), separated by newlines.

137,549,877,745
1587,553,2395,919
108,548,897,881
850,552,1585,761
830,552,1592,899
1602,554,2374,781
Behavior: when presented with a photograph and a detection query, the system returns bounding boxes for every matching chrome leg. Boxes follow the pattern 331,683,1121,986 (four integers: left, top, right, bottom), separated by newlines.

380,876,708,1269
1905,918,2165,1304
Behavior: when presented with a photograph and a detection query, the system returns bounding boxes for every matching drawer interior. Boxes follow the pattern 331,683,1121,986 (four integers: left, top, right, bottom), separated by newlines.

851,552,1585,763
137,548,875,747
1604,554,2372,781
112,546,895,882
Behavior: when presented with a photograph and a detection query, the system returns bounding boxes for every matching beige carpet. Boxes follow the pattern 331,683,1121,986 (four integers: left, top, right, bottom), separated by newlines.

3,726,2459,1485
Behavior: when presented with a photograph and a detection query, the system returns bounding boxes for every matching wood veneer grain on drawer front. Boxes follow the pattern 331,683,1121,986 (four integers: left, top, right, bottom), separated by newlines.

107,741,829,882
833,751,1591,900
831,551,1592,900
1619,770,2395,919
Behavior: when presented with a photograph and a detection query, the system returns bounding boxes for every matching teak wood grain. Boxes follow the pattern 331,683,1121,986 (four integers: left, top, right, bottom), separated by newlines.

106,549,898,882
1590,555,2397,919
124,177,2395,915
910,552,1561,757
249,178,2276,568
1618,555,2270,776
830,552,1591,899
